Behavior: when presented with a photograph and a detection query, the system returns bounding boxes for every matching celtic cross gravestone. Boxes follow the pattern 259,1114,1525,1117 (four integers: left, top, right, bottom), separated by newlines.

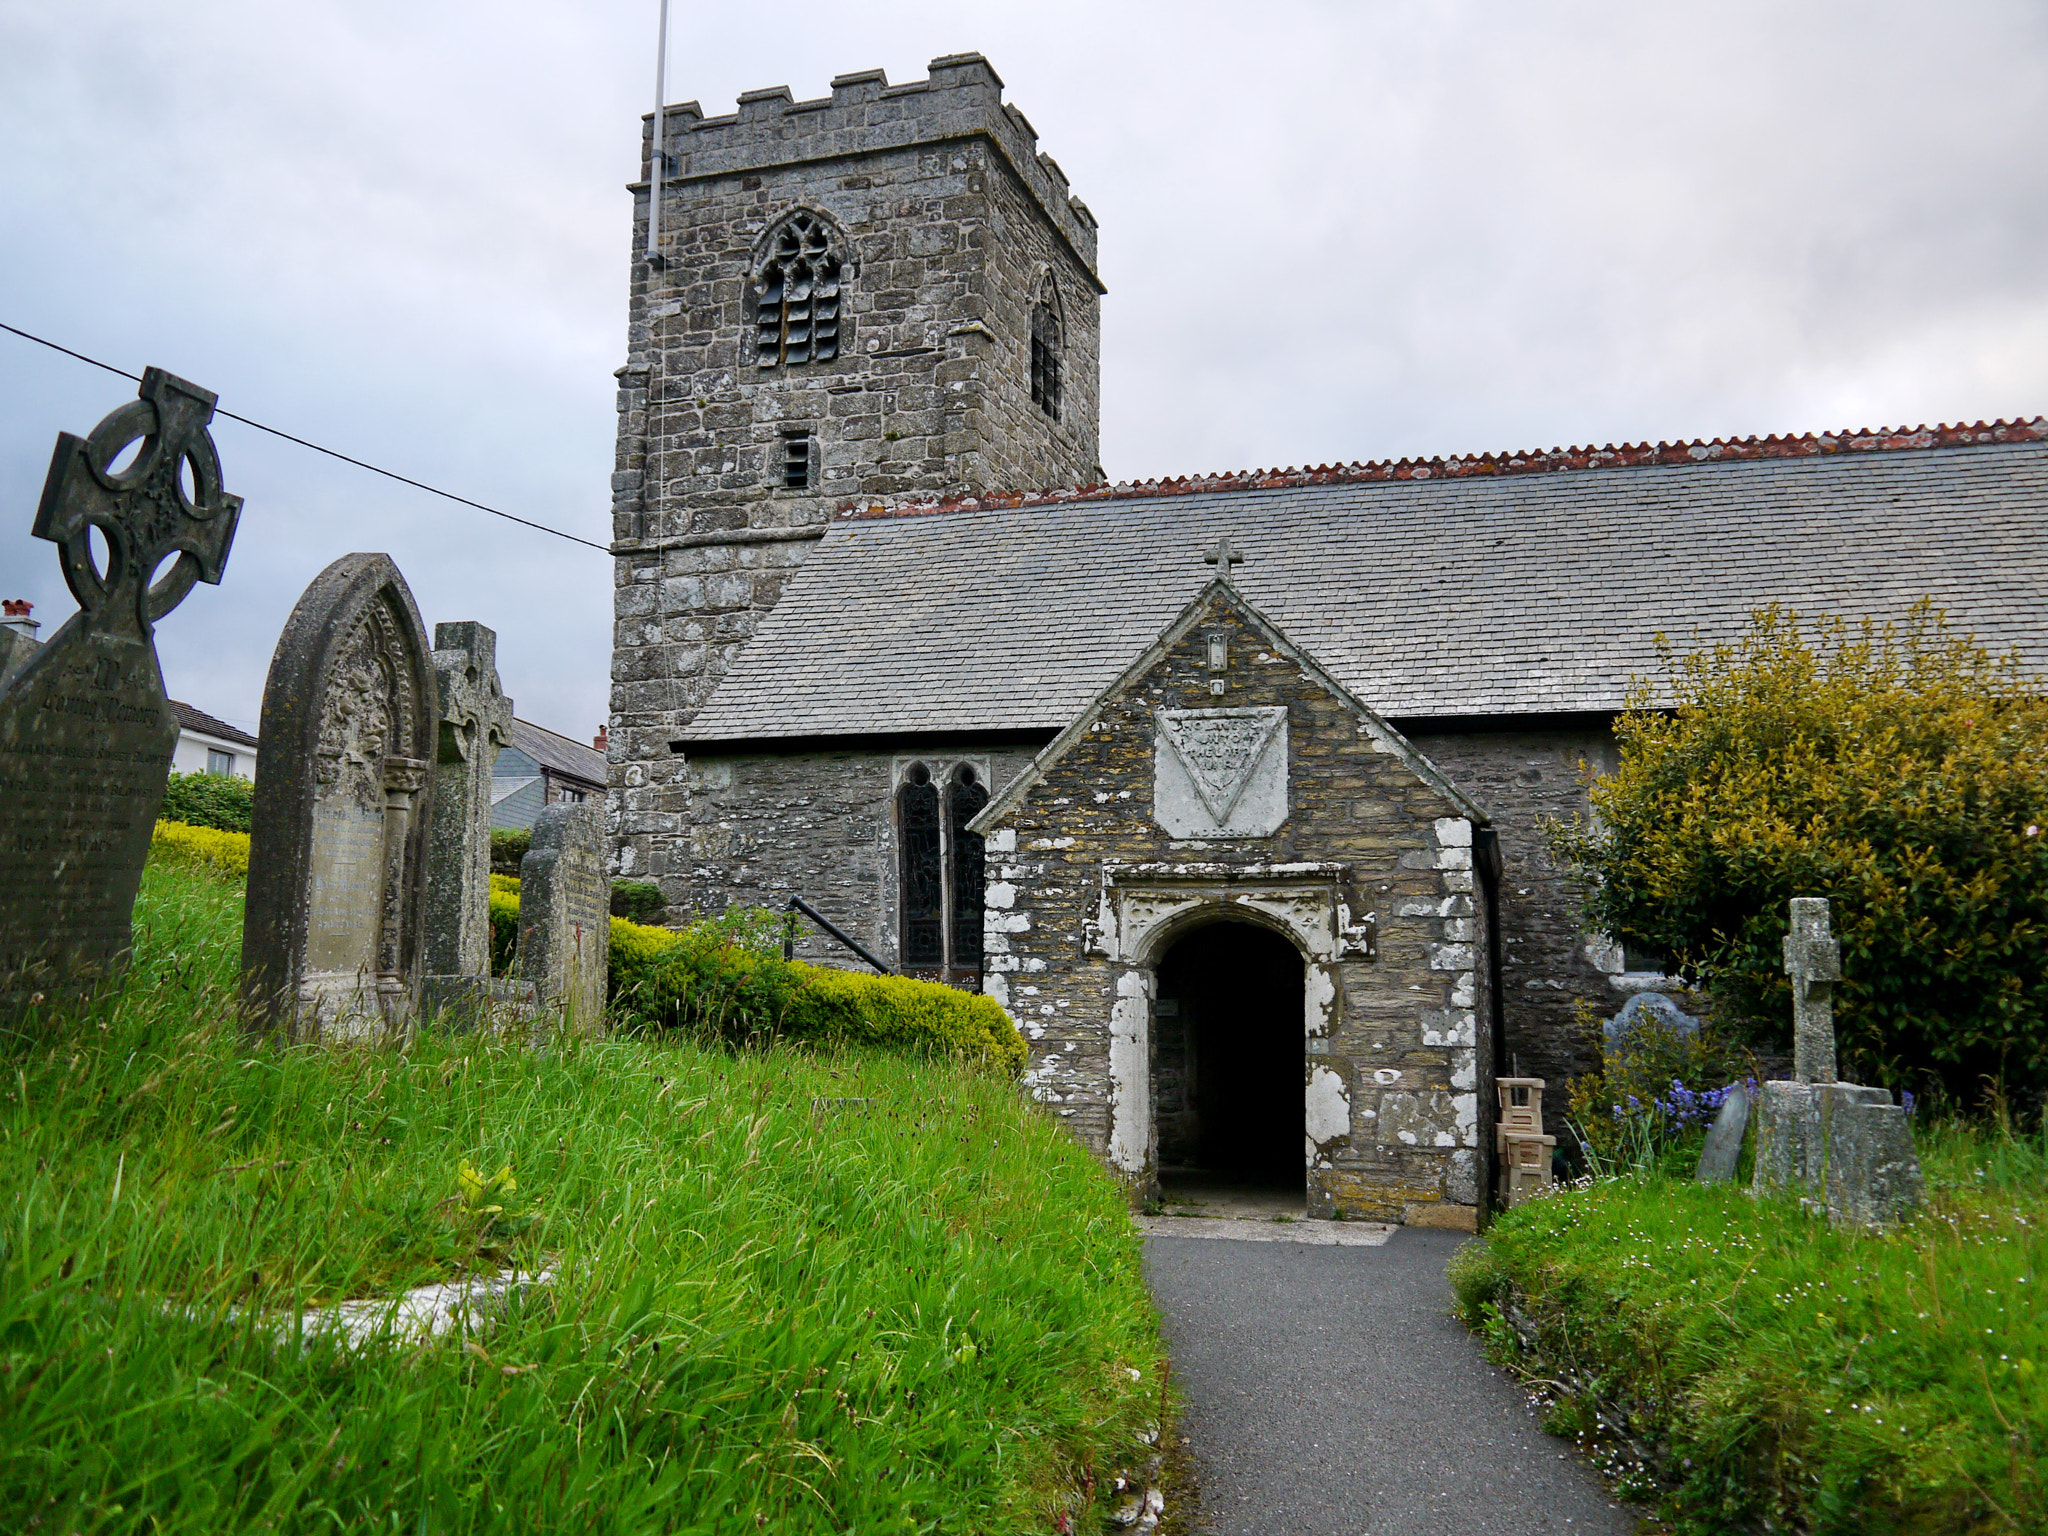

242,554,437,1039
0,369,241,1002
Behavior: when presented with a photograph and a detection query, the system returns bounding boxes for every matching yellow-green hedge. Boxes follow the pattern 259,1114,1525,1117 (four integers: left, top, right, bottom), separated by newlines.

150,820,250,879
605,912,1025,1073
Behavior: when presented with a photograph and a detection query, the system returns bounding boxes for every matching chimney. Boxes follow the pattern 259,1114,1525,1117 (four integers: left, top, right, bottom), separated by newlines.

593,724,609,752
1,600,36,640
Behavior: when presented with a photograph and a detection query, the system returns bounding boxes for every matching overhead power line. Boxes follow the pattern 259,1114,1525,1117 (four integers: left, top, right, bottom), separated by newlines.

1,321,609,553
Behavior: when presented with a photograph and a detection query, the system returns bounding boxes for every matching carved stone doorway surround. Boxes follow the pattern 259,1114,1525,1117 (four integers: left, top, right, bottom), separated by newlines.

1081,861,1376,1181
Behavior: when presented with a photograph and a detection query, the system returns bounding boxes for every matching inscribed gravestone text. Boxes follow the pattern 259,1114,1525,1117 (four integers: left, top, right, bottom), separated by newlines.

242,554,436,1039
1153,706,1288,837
0,369,241,999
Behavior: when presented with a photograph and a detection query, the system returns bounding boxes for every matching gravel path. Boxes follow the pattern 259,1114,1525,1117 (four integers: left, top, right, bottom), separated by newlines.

1145,1223,1639,1536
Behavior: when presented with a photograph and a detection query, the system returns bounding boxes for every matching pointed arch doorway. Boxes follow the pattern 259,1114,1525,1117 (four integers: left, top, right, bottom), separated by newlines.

1151,919,1306,1195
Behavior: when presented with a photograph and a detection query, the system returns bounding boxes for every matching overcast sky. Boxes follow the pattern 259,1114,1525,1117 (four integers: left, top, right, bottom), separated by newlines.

3,0,2045,741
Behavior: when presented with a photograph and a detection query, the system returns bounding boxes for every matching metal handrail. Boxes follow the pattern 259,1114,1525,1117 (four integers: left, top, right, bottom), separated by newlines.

782,895,893,975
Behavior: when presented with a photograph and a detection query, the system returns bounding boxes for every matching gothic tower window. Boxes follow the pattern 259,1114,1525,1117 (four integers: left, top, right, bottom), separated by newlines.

948,765,989,973
898,762,943,966
1029,274,1063,421
753,210,845,369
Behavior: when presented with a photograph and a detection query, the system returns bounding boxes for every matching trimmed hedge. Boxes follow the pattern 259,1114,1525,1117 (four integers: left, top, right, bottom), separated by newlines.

149,820,249,879
489,828,530,876
608,914,1026,1073
158,771,254,833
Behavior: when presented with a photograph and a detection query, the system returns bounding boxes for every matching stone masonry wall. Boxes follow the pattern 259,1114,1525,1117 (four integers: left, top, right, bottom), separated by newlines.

609,54,1103,905
678,742,1040,969
1406,725,1631,1139
976,591,1492,1225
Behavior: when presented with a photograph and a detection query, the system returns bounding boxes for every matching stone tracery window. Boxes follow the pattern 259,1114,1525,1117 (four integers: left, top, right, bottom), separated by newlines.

896,759,989,982
753,210,844,369
1029,273,1062,422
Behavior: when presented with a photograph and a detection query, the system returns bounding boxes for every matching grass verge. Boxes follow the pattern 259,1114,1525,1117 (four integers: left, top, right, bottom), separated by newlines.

1,858,1168,1533
1451,1126,2047,1534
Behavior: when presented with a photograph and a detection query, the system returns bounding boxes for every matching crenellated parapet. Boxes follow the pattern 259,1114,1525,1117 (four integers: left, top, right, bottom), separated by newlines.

632,53,1101,286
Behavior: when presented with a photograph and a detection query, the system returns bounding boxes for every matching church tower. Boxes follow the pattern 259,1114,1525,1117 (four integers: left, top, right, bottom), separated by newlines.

607,53,1103,889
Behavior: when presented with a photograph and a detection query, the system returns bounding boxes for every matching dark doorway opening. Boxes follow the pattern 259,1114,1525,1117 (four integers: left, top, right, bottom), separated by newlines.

1151,921,1305,1188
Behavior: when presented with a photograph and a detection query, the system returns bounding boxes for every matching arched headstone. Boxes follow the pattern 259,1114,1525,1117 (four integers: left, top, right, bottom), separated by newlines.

242,554,435,1039
0,369,241,1003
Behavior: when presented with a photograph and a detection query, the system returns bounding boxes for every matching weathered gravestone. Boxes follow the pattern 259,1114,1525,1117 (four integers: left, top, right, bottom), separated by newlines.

1752,896,1924,1225
1695,1084,1750,1184
517,800,607,1031
1604,990,1700,1050
418,621,526,1022
0,369,241,1002
242,554,436,1039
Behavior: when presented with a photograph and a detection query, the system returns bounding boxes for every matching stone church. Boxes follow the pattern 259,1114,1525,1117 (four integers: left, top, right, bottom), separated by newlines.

607,53,2048,1225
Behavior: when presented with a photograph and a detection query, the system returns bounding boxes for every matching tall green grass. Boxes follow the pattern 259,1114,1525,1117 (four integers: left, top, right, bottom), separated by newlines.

1452,1122,2048,1534
1,860,1168,1532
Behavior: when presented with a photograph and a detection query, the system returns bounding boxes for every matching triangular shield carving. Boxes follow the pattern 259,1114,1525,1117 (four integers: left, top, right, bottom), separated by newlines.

1158,707,1287,825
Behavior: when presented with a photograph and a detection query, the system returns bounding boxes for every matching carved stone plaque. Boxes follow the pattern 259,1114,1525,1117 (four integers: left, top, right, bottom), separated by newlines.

0,369,241,999
242,554,436,1039
1154,706,1289,837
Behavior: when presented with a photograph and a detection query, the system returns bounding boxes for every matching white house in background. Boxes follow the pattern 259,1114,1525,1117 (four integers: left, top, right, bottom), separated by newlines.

490,718,607,831
169,700,259,779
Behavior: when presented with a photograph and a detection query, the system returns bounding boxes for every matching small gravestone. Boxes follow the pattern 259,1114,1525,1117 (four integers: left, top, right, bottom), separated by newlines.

1695,1084,1750,1184
1752,896,1923,1225
1603,990,1699,1051
517,800,607,1030
418,621,522,1022
242,554,437,1040
0,370,241,1003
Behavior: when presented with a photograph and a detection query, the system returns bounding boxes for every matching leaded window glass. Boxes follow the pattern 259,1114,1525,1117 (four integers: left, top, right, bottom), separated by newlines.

898,763,943,966
948,766,989,971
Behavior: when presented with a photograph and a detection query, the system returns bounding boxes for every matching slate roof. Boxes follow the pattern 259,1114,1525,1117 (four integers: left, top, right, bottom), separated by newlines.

680,430,2048,743
509,718,607,787
169,699,259,750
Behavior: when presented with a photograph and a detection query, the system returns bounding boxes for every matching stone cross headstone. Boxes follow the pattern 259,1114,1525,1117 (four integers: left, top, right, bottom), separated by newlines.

1782,895,1841,1083
420,621,513,997
1695,1083,1750,1184
517,800,607,1031
0,369,241,1002
242,554,437,1040
1754,895,1923,1225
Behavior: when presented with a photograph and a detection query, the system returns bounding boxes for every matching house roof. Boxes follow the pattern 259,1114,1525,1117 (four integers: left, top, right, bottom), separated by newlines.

169,699,259,751
678,424,2048,744
509,717,607,787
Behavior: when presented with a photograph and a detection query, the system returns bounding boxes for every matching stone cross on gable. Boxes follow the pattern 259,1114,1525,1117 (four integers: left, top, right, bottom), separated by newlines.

1782,896,1842,1083
1204,535,1246,573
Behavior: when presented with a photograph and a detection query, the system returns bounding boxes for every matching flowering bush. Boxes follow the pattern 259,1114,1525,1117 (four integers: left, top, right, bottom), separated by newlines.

1552,603,2048,1104
1567,1008,1759,1177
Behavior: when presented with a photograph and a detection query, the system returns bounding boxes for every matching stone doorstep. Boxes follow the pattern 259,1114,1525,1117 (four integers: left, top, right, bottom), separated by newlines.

1134,1215,1394,1247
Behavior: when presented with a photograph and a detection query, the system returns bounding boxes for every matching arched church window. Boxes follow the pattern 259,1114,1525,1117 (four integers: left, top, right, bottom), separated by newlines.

1029,274,1062,421
898,762,943,966
753,211,844,369
948,765,989,971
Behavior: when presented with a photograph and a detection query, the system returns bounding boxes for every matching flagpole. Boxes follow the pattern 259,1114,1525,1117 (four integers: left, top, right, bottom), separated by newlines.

646,0,671,265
